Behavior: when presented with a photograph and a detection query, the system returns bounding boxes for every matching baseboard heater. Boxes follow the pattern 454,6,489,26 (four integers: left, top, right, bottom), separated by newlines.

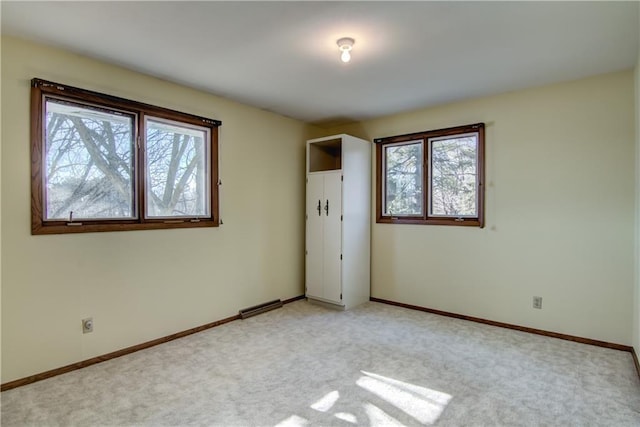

239,299,283,319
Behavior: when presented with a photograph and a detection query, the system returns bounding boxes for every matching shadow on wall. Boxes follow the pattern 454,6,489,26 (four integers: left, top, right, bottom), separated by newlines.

310,118,370,139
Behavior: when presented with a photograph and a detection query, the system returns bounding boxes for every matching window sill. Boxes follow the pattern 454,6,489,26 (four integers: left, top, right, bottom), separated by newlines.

31,219,219,235
376,216,483,227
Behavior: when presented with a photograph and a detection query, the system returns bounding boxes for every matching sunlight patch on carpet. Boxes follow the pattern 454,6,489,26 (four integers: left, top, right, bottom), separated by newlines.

357,371,452,425
278,371,451,426
334,412,358,423
274,415,309,427
364,402,406,426
310,390,340,412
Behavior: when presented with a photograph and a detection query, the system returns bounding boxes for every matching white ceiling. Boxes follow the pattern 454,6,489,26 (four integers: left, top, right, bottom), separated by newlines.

2,1,638,127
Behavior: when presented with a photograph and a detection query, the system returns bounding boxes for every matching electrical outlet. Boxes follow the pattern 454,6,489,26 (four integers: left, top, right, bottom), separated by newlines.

533,296,542,309
82,317,93,334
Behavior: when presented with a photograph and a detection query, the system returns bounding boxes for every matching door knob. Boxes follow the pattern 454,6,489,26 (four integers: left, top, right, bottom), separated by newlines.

325,200,329,216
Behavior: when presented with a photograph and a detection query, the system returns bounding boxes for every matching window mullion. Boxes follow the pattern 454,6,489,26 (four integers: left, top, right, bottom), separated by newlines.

138,112,146,223
211,128,219,224
423,139,428,221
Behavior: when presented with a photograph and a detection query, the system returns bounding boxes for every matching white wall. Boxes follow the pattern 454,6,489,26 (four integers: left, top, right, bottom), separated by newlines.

330,71,636,345
1,37,317,382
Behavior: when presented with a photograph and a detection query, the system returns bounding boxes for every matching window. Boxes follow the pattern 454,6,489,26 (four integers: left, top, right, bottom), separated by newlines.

375,123,484,227
31,78,221,234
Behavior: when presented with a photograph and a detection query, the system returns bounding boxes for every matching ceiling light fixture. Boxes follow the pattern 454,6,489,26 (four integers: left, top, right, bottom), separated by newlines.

337,37,355,63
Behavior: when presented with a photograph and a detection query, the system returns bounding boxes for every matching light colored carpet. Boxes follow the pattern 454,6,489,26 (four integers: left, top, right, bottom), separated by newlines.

2,300,639,426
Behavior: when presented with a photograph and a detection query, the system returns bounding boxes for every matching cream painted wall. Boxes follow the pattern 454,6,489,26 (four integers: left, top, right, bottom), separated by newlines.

634,38,640,353
1,36,636,384
1,37,318,382
0,33,4,382
329,71,635,345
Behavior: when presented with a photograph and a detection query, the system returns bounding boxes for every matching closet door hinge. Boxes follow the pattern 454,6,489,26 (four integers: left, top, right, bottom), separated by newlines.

340,254,343,260
340,215,343,221
341,175,343,181
340,293,343,300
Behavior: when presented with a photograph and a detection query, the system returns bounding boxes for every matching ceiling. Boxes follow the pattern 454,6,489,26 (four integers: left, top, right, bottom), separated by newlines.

2,1,638,127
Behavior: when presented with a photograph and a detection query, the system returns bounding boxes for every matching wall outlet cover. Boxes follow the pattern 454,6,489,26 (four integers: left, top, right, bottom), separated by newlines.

533,296,543,309
82,318,93,333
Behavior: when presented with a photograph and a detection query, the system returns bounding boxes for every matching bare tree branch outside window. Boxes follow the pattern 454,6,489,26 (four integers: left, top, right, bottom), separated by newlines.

31,78,221,235
145,119,210,218
45,101,134,220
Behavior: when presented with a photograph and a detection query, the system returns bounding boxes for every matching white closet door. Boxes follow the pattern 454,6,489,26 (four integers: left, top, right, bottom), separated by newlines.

322,172,342,303
306,174,324,299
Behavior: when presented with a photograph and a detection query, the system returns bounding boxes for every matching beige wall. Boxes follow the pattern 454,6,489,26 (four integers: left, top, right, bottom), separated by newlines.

634,32,640,353
0,34,4,383
1,37,318,382
1,36,637,384
329,71,636,345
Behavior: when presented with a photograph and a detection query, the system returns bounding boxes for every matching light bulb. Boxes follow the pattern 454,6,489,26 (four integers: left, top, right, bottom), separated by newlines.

337,37,355,64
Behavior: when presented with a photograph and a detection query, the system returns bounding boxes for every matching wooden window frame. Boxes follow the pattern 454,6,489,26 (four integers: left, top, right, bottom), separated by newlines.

375,123,485,227
31,78,221,235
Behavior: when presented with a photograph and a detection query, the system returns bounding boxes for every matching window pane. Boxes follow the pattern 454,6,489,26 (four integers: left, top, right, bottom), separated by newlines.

430,134,477,217
44,100,135,220
145,118,210,218
384,142,423,216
